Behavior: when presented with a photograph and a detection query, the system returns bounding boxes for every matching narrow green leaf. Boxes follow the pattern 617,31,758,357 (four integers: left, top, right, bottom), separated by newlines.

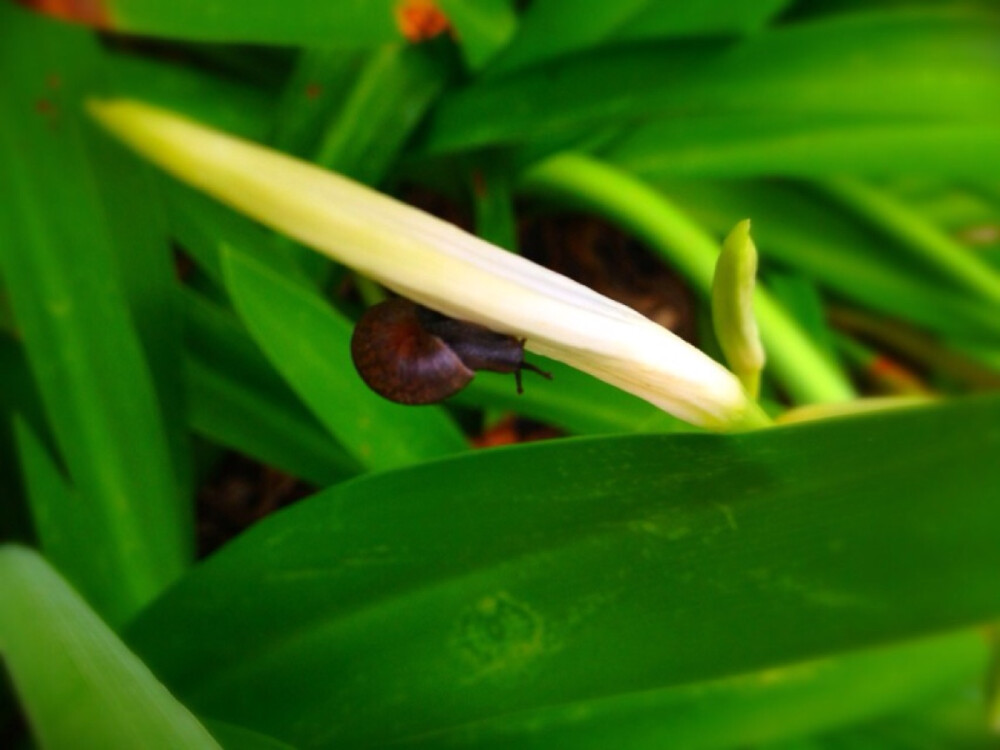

486,0,789,79
12,419,88,586
0,3,188,623
610,0,792,41
183,290,359,485
605,118,1000,180
185,357,358,487
765,273,838,366
107,49,273,141
88,89,192,502
165,180,307,288
423,8,1000,154
270,48,370,157
469,153,518,251
819,178,1000,305
653,179,1000,341
453,355,682,435
0,335,49,542
221,248,468,471
483,0,649,78
0,546,221,750
312,43,453,186
127,396,1000,747
438,0,517,70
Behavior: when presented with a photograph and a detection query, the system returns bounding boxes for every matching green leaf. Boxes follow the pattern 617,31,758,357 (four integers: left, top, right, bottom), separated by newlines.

397,631,987,749
127,395,1000,747
651,179,1000,341
88,83,192,501
183,290,360,485
0,3,189,624
33,0,501,52
604,117,1000,180
107,48,273,142
422,8,1000,154
438,0,517,70
454,355,682,435
520,154,855,404
202,719,299,750
165,181,307,288
0,546,221,750
311,42,453,186
0,335,49,542
486,0,789,78
270,48,370,158
221,248,468,471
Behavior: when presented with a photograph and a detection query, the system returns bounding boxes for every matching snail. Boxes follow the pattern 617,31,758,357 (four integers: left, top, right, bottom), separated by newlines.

350,297,552,405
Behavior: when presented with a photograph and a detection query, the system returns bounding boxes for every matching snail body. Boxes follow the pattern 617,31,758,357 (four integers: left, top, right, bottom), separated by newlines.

351,298,550,405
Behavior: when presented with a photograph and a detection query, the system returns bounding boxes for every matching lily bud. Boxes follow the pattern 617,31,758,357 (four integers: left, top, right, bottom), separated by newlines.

88,99,769,430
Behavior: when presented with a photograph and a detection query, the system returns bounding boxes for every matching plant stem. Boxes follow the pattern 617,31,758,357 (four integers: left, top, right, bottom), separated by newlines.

821,177,1000,306
520,153,855,405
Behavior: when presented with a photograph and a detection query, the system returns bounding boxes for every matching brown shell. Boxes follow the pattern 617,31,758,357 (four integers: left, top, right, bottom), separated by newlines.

350,298,474,405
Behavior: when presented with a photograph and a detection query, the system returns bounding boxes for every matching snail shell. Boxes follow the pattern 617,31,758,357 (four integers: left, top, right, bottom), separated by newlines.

350,298,549,405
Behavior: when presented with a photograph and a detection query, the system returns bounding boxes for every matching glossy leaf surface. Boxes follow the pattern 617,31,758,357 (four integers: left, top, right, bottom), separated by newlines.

128,396,1000,747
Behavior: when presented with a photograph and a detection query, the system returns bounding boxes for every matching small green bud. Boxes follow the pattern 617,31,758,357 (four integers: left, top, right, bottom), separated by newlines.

712,220,766,399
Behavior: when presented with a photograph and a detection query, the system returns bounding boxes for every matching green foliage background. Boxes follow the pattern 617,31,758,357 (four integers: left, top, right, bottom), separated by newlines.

1,1,999,748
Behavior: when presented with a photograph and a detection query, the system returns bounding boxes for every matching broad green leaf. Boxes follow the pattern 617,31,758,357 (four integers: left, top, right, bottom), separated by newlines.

221,249,468,471
127,396,1000,747
0,2,188,624
396,631,987,749
422,8,1000,154
766,683,997,750
0,546,221,750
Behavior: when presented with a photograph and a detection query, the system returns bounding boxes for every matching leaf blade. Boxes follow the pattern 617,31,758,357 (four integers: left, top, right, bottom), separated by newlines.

128,396,1000,747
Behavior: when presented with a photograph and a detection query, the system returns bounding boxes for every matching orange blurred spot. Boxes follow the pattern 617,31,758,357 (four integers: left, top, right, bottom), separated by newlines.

304,82,323,100
395,0,450,42
15,0,110,28
472,420,520,448
868,355,927,394
869,356,904,377
471,170,488,199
